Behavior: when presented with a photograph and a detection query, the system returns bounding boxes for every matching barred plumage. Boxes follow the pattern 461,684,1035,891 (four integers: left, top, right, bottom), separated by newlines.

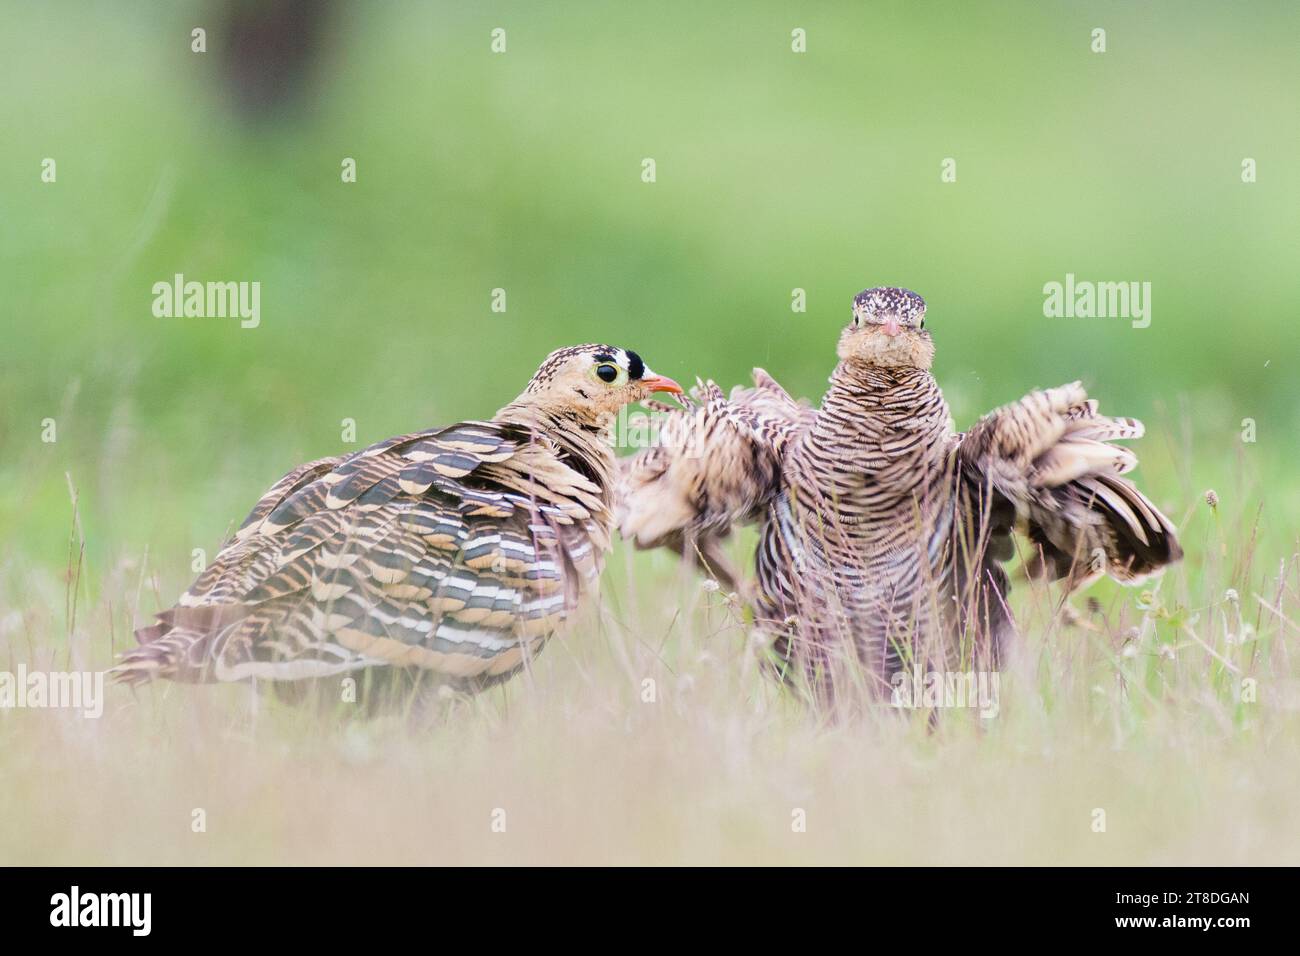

616,371,814,592
116,345,682,699
619,288,1182,703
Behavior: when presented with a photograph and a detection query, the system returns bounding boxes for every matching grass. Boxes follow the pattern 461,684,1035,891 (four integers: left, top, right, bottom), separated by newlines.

1,0,1298,865
1,421,1297,866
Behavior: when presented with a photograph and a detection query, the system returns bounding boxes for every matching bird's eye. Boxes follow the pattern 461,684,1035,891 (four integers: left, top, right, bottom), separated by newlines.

595,363,620,383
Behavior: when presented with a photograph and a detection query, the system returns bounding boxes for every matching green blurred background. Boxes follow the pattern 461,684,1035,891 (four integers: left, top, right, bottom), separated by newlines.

2,0,1297,582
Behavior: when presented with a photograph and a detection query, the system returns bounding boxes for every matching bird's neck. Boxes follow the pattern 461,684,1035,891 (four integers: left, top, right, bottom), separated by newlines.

807,359,953,464
493,399,618,488
496,395,613,436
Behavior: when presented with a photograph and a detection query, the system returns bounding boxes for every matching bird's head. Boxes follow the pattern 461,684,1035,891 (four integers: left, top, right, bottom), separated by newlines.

837,287,934,370
518,344,683,423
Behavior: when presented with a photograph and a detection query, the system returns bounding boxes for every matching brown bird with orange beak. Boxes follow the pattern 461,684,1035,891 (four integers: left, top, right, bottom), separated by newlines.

117,344,682,702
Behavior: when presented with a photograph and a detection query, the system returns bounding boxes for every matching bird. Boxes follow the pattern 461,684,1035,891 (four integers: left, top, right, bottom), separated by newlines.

116,344,682,704
618,288,1182,705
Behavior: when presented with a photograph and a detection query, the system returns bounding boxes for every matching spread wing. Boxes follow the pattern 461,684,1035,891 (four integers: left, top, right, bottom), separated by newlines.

116,421,609,688
955,381,1182,590
616,368,813,588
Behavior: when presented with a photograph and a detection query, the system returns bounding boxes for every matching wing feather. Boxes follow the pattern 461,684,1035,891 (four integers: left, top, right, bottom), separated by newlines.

616,369,813,588
117,419,604,689
957,383,1181,590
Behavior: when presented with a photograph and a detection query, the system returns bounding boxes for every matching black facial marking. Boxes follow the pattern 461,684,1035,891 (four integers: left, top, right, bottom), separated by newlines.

592,352,615,364
625,350,645,380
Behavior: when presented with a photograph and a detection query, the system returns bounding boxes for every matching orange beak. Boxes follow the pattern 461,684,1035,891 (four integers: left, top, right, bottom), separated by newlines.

881,317,902,337
641,374,684,396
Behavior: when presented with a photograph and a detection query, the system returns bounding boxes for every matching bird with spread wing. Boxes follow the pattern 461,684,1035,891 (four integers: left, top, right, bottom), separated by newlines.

618,288,1181,704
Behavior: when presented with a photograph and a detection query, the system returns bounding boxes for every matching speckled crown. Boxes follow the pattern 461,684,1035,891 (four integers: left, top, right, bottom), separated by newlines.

852,287,927,326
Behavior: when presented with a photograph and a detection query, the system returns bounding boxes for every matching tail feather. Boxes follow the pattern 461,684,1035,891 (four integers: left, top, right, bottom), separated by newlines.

112,626,208,685
112,607,241,685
